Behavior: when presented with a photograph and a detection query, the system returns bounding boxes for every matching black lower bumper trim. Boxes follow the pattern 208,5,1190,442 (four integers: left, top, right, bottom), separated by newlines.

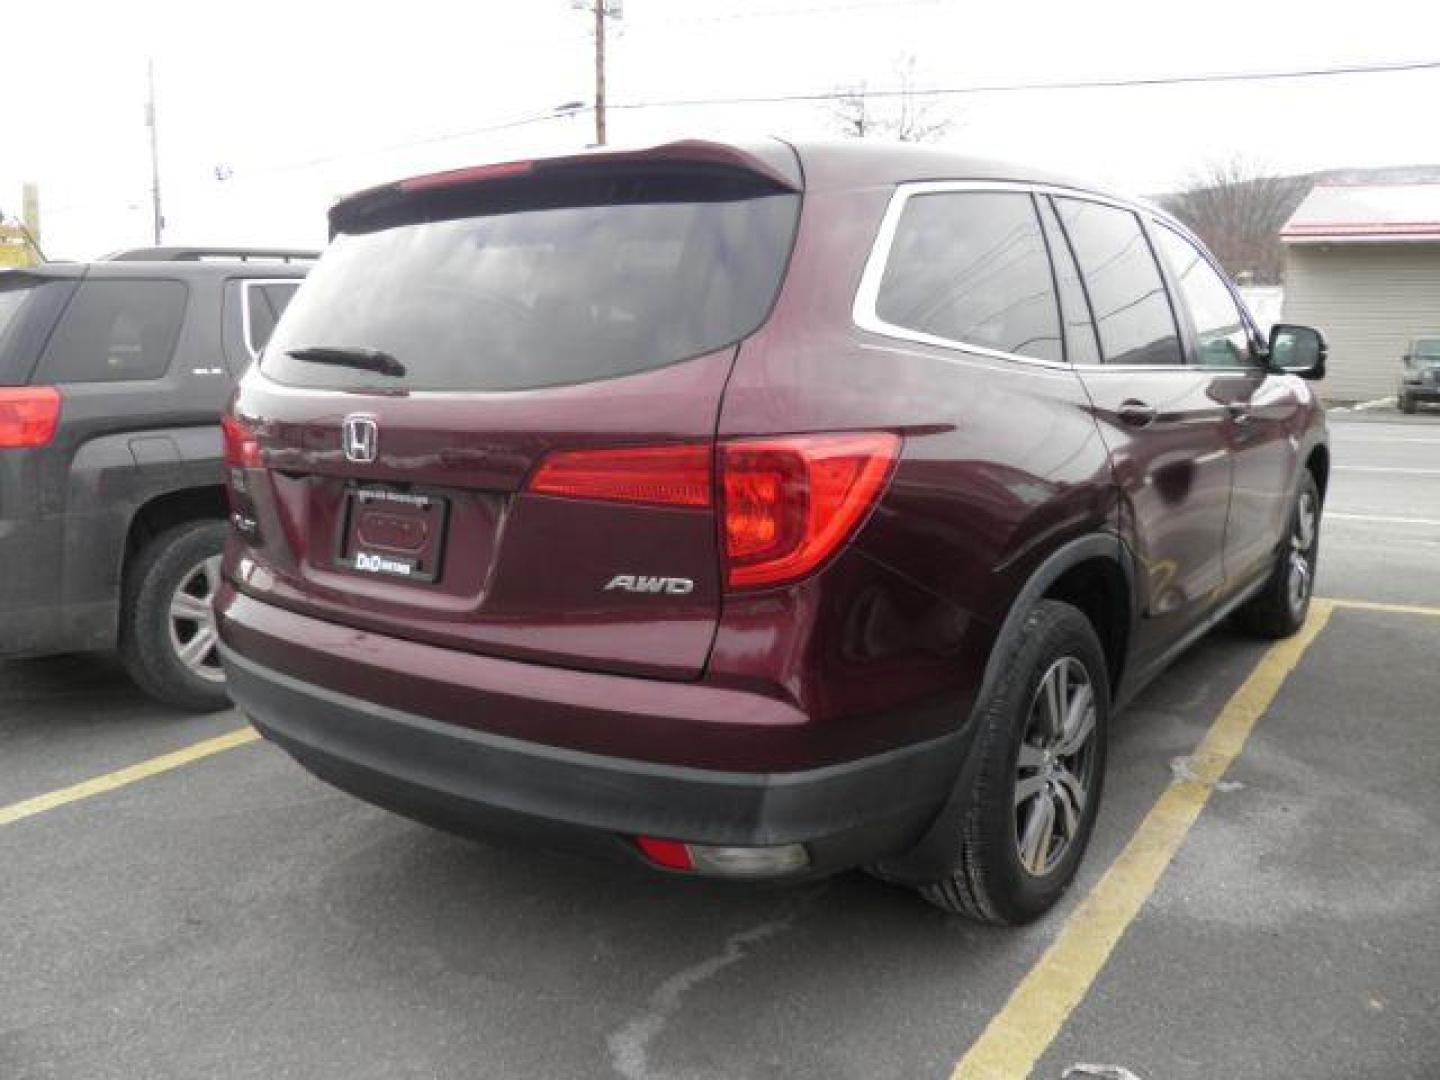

222,645,971,873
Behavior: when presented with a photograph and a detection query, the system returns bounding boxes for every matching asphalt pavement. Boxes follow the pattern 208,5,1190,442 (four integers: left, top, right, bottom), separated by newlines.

2,409,1437,1080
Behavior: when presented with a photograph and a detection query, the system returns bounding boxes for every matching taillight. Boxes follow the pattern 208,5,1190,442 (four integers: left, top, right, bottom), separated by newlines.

526,432,900,591
720,433,900,589
528,444,712,508
0,387,61,449
221,413,262,469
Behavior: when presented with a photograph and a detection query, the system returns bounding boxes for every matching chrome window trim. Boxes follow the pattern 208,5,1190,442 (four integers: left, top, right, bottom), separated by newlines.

239,277,301,360
852,179,1246,375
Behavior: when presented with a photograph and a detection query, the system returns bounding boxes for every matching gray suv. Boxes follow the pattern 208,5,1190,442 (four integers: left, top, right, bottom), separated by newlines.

0,246,311,709
1398,334,1440,413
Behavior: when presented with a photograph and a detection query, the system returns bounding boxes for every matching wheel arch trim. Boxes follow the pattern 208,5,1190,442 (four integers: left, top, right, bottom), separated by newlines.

871,531,1134,886
979,532,1135,709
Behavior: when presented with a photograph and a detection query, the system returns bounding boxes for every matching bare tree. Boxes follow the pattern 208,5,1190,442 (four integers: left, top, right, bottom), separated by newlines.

832,55,952,143
1162,158,1311,285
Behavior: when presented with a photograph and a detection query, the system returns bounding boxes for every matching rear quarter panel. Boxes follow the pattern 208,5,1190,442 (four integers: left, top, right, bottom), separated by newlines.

713,185,1118,754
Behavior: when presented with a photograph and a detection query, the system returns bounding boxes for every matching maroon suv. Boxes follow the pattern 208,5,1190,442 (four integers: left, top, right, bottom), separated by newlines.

217,139,1328,922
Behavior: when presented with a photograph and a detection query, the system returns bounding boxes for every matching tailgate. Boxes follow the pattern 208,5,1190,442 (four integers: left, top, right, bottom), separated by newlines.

225,144,801,680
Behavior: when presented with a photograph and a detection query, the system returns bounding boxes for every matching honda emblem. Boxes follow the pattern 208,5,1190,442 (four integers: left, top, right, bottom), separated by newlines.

342,415,379,464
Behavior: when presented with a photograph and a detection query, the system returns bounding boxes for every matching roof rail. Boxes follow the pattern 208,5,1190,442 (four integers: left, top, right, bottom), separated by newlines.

100,246,320,264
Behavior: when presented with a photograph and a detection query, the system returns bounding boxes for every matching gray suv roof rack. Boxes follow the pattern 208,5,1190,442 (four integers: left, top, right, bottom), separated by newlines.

101,246,320,264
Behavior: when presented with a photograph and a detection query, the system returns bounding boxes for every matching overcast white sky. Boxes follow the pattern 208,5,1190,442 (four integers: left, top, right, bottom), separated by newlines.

4,0,1439,259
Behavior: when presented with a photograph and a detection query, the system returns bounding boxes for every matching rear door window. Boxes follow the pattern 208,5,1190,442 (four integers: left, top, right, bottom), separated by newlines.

35,279,187,383
242,280,301,358
1054,199,1183,367
872,191,1062,363
1036,197,1101,366
1153,225,1252,368
262,193,799,392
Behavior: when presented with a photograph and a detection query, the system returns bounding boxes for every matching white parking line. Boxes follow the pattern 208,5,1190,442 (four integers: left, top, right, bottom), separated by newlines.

1327,512,1440,527
1332,466,1440,476
1330,397,1399,413
1329,436,1440,445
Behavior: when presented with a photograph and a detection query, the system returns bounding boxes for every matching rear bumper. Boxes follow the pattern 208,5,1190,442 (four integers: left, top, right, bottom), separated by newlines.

218,597,971,876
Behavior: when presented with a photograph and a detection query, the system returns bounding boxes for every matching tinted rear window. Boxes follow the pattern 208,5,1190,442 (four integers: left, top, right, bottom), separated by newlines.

35,279,188,383
1414,338,1440,359
0,274,77,385
262,193,799,392
874,191,1062,363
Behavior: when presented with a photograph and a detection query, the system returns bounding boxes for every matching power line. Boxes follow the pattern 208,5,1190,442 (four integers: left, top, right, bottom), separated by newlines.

174,56,1440,185
632,0,943,28
40,55,1440,218
603,56,1440,111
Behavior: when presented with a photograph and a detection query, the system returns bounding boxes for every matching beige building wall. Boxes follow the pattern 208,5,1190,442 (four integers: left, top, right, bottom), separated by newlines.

1281,242,1440,401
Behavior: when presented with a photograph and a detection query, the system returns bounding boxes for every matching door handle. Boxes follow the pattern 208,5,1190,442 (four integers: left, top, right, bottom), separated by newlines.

1117,399,1158,428
1226,401,1251,424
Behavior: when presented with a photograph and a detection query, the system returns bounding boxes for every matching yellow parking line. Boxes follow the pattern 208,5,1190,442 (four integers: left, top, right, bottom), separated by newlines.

952,600,1335,1080
0,726,260,828
1320,596,1440,619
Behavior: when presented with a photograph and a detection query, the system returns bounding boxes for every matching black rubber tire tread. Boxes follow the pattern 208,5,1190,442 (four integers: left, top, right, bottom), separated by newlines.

119,519,231,712
1399,394,1416,415
1234,471,1320,640
920,600,1109,924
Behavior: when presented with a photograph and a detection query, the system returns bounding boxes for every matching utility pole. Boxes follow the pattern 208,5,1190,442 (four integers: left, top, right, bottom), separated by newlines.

21,183,40,251
145,58,163,245
573,0,619,146
593,0,607,146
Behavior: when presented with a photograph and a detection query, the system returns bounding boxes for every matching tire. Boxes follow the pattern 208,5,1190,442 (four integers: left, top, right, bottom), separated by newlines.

1399,393,1416,415
119,520,231,712
1234,471,1321,640
919,600,1109,924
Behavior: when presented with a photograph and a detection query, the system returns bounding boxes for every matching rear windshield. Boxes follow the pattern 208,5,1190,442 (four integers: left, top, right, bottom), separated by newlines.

1414,338,1440,360
0,274,77,385
262,193,799,392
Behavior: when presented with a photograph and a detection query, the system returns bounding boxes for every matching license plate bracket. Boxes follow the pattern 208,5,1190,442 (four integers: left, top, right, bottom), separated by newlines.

336,485,449,583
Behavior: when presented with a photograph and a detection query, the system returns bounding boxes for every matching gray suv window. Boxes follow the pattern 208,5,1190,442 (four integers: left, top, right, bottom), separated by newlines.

0,275,78,385
1055,199,1182,367
243,281,301,358
36,279,187,383
874,191,1061,363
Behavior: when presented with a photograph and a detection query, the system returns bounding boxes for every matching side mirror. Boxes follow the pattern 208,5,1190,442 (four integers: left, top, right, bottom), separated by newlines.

1268,324,1327,380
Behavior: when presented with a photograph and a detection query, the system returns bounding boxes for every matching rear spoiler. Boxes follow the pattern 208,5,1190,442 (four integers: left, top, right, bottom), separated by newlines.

329,138,802,237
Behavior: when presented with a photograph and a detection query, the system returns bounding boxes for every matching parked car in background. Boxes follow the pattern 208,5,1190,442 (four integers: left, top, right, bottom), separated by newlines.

0,246,312,709
217,140,1329,921
1398,334,1440,413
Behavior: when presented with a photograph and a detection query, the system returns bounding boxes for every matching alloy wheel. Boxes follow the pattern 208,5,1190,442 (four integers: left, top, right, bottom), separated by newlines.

1014,656,1098,877
1288,488,1318,615
168,555,224,683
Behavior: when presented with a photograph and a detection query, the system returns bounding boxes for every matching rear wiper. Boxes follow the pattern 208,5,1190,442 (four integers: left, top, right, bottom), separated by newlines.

286,345,406,378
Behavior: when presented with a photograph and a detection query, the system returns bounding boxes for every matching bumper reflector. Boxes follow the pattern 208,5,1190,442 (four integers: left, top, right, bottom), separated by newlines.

635,837,809,877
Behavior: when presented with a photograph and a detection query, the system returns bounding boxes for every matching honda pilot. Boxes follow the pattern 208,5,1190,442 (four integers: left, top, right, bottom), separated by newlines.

217,139,1329,922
